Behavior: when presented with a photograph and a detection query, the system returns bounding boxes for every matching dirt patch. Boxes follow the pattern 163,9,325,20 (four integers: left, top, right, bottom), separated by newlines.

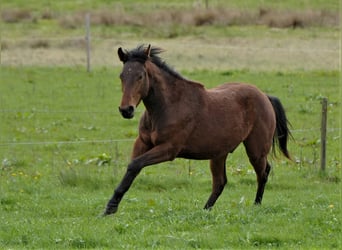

1,36,338,72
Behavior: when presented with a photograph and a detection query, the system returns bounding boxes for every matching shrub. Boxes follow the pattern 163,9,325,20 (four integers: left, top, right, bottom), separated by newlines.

1,9,32,23
30,40,50,49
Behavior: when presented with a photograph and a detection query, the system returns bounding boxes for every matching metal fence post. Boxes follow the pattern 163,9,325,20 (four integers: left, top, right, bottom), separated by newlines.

85,13,91,72
320,97,328,171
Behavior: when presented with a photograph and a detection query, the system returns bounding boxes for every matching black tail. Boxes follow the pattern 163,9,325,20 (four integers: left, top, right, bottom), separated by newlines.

268,95,291,159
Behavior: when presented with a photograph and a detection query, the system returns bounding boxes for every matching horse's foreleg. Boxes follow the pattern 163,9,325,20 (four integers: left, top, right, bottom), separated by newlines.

104,142,179,215
104,158,143,215
204,155,228,210
103,137,150,215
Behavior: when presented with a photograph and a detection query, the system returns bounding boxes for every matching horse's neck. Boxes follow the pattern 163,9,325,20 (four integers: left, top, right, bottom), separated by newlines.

143,62,205,116
143,70,175,113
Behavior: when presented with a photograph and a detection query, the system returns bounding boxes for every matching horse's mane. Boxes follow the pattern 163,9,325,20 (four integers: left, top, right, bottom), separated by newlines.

123,45,186,80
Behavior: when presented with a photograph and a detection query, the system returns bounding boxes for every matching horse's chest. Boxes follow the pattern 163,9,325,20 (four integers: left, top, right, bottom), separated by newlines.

150,131,159,145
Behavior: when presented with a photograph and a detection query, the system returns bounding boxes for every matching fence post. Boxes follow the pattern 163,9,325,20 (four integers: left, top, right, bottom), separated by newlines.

85,13,91,72
320,97,328,171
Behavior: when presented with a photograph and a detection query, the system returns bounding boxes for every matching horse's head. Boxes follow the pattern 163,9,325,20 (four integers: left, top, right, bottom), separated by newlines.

117,45,152,119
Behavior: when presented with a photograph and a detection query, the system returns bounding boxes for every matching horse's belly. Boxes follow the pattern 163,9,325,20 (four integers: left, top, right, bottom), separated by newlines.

177,137,242,160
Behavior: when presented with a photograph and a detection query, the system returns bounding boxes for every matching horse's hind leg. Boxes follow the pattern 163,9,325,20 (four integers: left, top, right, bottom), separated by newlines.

254,160,271,204
204,155,228,210
243,142,272,205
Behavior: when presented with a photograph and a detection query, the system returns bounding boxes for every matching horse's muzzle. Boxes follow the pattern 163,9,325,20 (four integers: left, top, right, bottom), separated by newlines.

119,106,135,119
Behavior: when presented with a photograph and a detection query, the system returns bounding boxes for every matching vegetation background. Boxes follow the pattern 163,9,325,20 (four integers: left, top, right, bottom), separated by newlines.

0,0,340,249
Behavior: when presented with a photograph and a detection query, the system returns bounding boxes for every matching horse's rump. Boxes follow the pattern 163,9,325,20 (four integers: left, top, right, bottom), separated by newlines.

177,83,275,159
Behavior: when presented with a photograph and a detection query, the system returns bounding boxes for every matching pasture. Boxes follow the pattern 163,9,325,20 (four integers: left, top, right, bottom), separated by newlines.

0,0,341,249
0,67,340,249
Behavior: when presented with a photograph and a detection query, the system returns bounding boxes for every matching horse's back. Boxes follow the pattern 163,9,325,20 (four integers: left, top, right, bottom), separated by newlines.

208,83,267,101
207,83,273,118
206,82,272,114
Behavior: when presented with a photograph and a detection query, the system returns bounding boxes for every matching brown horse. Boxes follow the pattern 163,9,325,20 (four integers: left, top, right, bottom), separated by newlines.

104,44,291,215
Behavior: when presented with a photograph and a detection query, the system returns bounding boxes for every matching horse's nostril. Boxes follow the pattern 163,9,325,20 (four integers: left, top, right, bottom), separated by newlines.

128,106,134,112
119,106,135,119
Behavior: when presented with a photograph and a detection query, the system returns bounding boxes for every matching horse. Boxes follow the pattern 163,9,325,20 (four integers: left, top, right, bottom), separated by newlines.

104,44,291,215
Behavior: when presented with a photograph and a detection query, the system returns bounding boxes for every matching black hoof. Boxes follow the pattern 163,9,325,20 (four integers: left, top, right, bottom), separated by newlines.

103,206,118,216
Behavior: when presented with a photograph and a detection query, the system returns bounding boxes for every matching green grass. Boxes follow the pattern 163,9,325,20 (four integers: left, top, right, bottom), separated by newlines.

0,66,340,249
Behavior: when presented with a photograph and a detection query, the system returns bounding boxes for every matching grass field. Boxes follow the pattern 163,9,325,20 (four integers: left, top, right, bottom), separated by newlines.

1,0,341,249
0,67,340,249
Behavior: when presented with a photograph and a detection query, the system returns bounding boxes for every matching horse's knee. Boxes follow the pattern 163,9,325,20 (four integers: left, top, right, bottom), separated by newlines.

266,162,271,174
248,156,267,172
263,162,271,181
212,180,226,197
127,160,143,174
223,177,227,186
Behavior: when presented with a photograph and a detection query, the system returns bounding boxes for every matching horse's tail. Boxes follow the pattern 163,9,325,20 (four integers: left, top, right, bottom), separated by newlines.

268,95,292,159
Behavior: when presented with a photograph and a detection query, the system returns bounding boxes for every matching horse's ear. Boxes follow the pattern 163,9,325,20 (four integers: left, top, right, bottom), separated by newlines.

145,44,151,57
118,47,128,63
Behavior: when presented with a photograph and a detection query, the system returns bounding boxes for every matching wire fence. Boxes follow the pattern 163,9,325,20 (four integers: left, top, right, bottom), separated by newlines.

0,101,342,147
0,127,340,147
1,40,338,72
1,17,340,171
1,19,339,71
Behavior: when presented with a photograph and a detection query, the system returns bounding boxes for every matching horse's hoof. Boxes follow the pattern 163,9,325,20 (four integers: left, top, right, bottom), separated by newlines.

103,206,118,216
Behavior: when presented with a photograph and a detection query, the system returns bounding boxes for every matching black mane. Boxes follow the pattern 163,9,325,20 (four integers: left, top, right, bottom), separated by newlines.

123,45,185,80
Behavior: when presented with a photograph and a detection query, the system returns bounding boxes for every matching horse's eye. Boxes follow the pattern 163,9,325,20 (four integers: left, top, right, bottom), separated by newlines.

137,74,143,81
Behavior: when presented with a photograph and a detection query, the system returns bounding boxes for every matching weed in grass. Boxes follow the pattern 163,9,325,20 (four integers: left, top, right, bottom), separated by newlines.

58,165,110,191
2,157,27,169
299,103,314,114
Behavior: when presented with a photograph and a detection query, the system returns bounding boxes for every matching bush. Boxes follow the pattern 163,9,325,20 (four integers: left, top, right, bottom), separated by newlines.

1,9,32,23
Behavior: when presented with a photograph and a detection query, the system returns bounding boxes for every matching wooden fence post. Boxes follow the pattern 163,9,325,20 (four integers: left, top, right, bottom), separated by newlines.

320,97,328,171
85,13,91,72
